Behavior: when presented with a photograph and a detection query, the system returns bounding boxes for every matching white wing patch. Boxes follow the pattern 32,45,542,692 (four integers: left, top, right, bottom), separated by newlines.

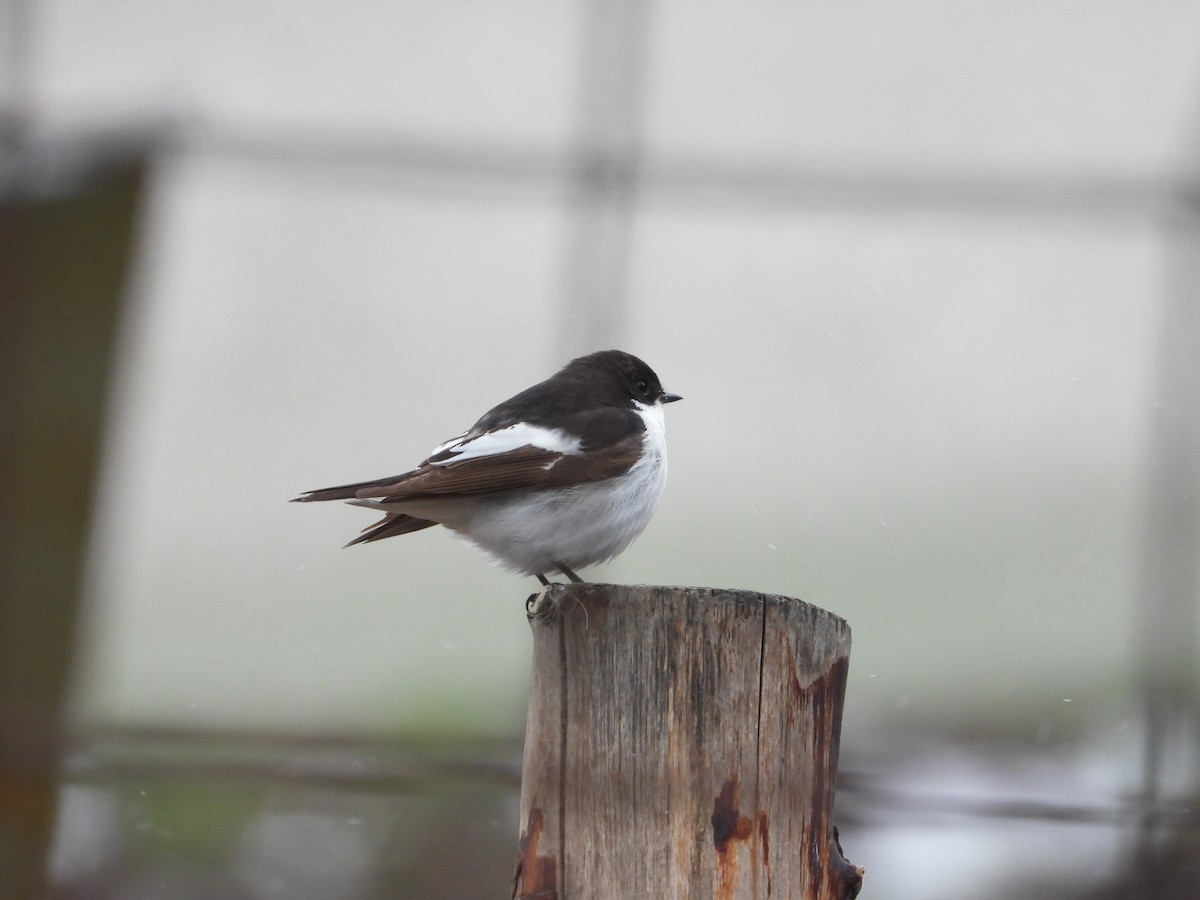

429,432,469,457
429,423,583,466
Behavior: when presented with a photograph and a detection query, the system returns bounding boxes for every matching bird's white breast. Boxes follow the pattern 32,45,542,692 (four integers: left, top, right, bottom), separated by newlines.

454,401,669,575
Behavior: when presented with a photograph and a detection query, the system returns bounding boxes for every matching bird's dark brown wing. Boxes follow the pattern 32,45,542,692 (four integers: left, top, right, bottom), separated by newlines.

357,434,643,503
294,433,643,507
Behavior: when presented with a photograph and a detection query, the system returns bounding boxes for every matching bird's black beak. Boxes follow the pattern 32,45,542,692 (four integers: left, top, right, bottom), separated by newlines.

660,390,683,404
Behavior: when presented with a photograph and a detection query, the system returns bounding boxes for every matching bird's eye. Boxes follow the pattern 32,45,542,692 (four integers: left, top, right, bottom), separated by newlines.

636,380,649,396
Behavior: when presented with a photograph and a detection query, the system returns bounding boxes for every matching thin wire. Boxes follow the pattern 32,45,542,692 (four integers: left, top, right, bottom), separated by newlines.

61,730,1200,833
193,124,1200,226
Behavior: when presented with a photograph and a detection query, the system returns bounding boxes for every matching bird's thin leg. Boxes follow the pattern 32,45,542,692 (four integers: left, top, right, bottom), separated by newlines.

554,562,585,583
536,574,551,586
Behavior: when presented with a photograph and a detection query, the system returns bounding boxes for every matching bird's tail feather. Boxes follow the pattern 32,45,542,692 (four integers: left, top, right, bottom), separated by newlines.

344,511,437,547
291,473,407,504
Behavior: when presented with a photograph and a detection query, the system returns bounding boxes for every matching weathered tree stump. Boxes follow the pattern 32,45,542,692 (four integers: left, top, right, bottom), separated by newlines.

514,584,862,900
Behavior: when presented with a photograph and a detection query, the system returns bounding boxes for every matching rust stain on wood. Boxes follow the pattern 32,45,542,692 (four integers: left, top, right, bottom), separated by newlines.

712,777,754,852
512,807,558,900
758,812,772,896
805,655,851,894
712,776,754,899
780,640,857,898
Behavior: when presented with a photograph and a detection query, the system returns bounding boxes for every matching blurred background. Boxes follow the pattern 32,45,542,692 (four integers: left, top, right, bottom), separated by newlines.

3,0,1200,897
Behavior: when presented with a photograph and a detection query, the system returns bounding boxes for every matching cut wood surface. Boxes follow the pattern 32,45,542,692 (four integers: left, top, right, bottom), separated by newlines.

514,584,862,900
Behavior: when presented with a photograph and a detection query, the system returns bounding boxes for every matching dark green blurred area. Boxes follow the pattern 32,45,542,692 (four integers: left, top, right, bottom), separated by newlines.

54,731,521,899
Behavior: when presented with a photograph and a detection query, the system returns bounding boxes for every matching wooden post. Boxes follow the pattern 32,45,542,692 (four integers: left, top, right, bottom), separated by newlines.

1,146,147,898
514,584,863,900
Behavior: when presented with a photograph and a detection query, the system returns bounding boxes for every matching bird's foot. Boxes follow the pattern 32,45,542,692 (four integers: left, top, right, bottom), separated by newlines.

554,561,585,583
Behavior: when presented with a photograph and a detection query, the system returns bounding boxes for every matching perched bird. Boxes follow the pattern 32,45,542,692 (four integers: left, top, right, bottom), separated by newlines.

293,350,681,584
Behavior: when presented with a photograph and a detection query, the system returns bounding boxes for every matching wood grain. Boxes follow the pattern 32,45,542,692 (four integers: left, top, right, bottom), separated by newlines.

514,584,862,900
